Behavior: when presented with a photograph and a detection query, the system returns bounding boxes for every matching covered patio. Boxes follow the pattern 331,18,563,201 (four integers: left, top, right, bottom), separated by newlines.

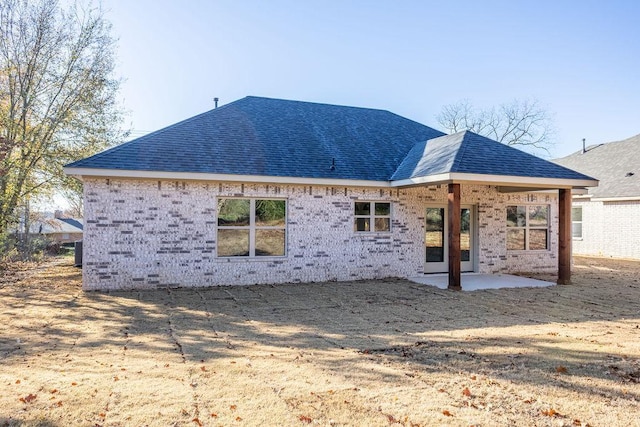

391,132,598,290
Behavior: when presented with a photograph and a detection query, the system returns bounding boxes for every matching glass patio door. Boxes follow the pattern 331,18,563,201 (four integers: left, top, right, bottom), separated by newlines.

424,205,474,273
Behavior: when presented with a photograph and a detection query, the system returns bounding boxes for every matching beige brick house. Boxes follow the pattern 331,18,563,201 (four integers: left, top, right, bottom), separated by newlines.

65,97,597,290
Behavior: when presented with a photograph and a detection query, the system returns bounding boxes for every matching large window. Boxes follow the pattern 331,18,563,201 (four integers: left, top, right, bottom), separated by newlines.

506,205,549,250
217,198,286,257
354,202,391,232
572,206,583,239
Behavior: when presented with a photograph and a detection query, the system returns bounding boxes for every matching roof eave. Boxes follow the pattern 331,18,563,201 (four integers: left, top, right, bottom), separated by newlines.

590,195,640,202
65,167,599,191
390,172,599,190
63,167,391,188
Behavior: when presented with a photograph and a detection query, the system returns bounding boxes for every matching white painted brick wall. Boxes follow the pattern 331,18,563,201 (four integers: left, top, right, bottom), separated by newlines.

573,200,640,259
82,178,559,290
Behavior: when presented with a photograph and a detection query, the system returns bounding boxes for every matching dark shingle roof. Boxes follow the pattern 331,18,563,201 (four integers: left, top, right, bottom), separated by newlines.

392,131,595,181
553,134,640,198
67,96,445,181
59,217,83,230
67,96,594,185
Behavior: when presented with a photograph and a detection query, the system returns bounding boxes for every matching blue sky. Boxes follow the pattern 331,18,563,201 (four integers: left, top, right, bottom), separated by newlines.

105,0,639,158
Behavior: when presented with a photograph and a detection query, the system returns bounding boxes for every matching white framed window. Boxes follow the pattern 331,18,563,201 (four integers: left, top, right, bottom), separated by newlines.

506,205,549,250
572,206,583,239
217,198,286,257
354,201,391,232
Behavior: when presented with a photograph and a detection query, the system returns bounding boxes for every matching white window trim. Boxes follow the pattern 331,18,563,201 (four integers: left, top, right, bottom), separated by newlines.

354,201,392,233
572,205,583,240
507,204,550,251
217,198,287,258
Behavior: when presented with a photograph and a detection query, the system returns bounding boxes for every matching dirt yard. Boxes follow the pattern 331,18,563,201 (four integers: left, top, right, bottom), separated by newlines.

1,257,638,426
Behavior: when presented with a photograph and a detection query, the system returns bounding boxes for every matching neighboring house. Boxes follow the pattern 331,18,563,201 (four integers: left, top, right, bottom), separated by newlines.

64,96,596,291
553,134,640,260
30,211,84,243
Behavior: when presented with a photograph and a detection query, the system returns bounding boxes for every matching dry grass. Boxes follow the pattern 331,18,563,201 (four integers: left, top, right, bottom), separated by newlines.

1,256,639,426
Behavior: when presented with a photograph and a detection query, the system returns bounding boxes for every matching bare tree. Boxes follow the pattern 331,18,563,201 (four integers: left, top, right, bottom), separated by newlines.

437,99,555,154
0,0,125,240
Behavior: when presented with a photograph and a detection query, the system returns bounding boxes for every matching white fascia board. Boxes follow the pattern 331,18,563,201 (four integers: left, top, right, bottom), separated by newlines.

390,172,598,189
64,167,600,191
571,189,590,197
591,196,640,202
63,167,391,188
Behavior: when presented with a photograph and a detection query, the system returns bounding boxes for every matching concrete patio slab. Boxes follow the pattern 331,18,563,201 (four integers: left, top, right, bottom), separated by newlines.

409,272,554,291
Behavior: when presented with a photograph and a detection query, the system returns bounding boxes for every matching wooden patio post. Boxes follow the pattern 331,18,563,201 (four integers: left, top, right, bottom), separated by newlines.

558,188,572,284
448,183,461,290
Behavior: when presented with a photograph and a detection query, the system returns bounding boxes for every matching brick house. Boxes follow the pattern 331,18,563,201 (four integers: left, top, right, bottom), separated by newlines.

554,134,639,259
64,97,596,291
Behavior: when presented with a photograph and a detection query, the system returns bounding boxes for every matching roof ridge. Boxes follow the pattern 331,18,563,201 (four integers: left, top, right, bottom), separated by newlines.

450,130,471,171
243,95,396,114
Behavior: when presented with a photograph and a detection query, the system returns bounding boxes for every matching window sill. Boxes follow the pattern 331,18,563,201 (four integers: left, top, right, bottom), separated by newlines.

353,232,393,236
217,256,287,262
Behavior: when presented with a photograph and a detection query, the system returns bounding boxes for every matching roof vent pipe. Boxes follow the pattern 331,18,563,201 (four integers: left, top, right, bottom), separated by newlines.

582,138,586,154
214,97,219,109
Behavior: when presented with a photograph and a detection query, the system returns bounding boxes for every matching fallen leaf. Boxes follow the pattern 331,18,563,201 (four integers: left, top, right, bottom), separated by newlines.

573,420,582,426
200,366,207,372
71,382,77,386
438,388,446,393
235,416,242,421
556,366,568,373
542,408,561,417
442,410,453,417
56,401,63,407
99,412,106,418
113,376,119,381
192,417,203,426
210,413,218,417
470,375,477,380
15,379,20,384
230,404,237,410
462,387,471,397
19,393,37,403
299,415,312,423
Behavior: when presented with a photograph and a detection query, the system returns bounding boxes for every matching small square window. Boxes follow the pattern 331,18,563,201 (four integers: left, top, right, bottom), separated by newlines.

354,202,391,233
